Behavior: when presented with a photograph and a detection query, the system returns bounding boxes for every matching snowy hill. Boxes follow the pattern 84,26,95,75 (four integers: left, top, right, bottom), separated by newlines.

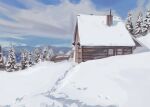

137,33,150,50
0,53,148,107
5,52,150,107
51,52,150,107
0,61,73,106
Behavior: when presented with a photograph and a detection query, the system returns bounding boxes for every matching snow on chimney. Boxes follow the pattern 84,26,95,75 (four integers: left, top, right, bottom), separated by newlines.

107,9,113,26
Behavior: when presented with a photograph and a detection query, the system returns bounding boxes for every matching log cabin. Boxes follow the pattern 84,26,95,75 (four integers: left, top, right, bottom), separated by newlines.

73,12,136,63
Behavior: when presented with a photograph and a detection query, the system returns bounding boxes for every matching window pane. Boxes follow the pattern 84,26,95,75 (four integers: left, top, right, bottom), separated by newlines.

108,49,114,55
117,49,123,55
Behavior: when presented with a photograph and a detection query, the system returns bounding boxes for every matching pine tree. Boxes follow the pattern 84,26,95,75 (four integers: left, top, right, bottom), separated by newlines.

6,47,17,72
142,18,149,36
20,50,29,70
144,9,150,31
0,46,4,69
0,53,4,69
28,52,33,67
49,48,54,61
34,48,42,63
42,47,49,61
126,12,134,34
134,12,143,36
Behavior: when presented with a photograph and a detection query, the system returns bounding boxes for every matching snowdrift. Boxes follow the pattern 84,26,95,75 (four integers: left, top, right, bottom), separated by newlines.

138,33,150,50
52,52,150,107
2,52,150,107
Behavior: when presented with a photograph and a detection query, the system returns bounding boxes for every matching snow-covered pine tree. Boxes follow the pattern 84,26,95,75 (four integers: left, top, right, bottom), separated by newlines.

0,53,4,68
49,48,54,61
0,48,4,69
126,12,134,34
6,47,17,72
144,9,150,31
142,17,149,36
134,12,143,36
34,48,42,63
42,47,49,61
20,50,29,70
28,52,33,67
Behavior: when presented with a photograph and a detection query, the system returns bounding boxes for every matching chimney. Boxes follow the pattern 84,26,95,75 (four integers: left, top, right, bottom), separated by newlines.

107,9,113,26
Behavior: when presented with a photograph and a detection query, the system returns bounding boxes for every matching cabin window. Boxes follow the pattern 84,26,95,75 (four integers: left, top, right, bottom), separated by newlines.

116,49,123,55
108,49,114,56
123,48,132,54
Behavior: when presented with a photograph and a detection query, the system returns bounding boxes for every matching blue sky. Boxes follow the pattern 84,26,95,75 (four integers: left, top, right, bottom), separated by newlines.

0,0,149,47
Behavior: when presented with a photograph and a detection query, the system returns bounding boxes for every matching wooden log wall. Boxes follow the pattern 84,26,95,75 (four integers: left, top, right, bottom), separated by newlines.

81,46,133,62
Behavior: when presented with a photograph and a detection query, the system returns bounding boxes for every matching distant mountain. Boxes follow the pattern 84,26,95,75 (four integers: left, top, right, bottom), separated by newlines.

2,45,71,60
3,45,71,53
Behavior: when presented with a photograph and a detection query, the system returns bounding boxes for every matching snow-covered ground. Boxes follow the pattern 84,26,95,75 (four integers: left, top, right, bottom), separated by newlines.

138,33,150,50
0,61,73,106
52,52,150,107
1,52,150,107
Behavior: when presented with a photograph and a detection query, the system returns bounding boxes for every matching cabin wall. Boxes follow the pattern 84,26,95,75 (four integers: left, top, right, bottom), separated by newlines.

76,47,82,63
79,46,133,62
73,24,82,63
75,35,82,63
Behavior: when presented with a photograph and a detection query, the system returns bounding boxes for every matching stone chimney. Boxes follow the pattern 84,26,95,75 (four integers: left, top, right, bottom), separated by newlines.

107,9,113,26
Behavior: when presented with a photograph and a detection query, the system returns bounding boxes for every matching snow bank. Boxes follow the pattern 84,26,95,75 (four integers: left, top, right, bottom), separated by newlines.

0,61,72,105
52,52,150,107
138,33,150,50
2,52,150,107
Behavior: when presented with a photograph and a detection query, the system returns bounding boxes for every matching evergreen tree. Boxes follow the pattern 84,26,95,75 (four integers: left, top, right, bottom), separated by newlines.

28,52,33,67
6,47,17,72
20,50,29,70
0,53,4,68
34,48,42,63
134,12,143,36
49,48,54,61
144,9,150,31
142,17,149,36
126,12,134,34
0,46,4,68
42,47,49,61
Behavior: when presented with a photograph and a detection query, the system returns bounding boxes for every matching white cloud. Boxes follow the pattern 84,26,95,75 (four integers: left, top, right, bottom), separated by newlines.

0,41,27,47
0,34,25,40
0,0,106,39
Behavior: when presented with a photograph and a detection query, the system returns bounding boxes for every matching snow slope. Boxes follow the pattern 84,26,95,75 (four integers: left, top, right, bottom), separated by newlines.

0,61,73,105
2,52,150,107
52,52,150,107
138,33,150,49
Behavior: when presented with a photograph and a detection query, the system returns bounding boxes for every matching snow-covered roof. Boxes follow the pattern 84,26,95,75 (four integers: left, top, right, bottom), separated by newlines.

77,14,135,46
